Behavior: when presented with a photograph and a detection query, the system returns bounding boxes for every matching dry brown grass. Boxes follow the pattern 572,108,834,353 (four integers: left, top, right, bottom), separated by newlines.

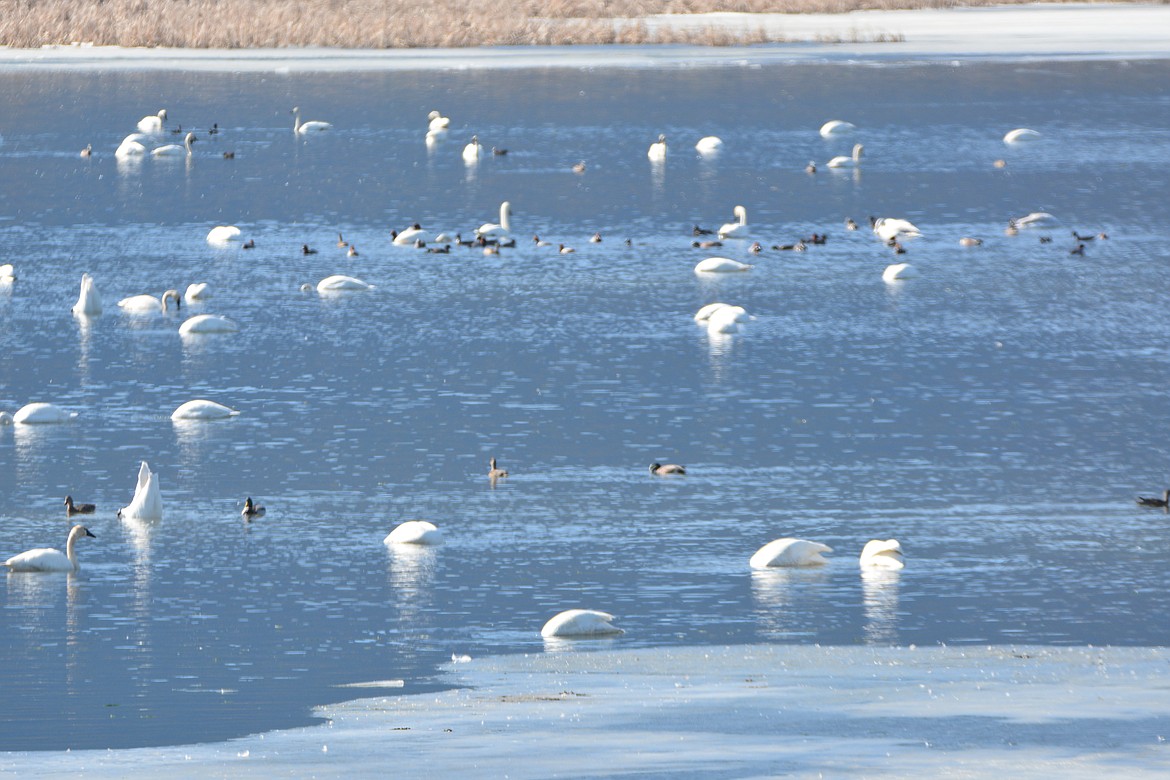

0,0,1150,49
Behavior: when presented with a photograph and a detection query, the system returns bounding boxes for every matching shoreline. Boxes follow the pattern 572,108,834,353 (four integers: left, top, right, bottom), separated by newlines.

0,4,1168,71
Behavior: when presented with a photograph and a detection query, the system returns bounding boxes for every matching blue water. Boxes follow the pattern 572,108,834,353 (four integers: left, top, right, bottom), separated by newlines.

2,58,1169,751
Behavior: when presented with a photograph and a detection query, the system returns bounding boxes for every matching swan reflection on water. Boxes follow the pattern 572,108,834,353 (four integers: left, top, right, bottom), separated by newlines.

861,567,902,645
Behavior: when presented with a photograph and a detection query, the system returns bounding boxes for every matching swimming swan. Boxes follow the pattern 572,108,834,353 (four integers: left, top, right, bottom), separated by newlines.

819,120,856,137
0,263,14,280
647,134,667,162
462,135,481,162
882,263,919,282
115,133,148,158
1004,128,1041,143
384,520,443,546
206,225,241,244
860,539,905,569
118,290,181,313
540,609,624,638
292,107,332,134
717,206,748,239
749,538,833,569
152,132,196,157
695,136,723,154
827,143,863,168
136,109,167,133
13,403,78,424
393,224,431,246
476,201,512,238
118,461,163,521
694,257,752,274
171,399,240,420
179,314,239,334
72,273,102,315
4,525,96,573
427,110,450,132
316,275,373,292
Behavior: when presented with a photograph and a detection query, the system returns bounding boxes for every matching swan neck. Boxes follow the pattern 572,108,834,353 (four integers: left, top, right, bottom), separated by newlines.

65,530,80,571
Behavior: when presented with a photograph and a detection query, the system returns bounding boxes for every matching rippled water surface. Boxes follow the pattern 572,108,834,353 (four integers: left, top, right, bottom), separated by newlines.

1,58,1169,751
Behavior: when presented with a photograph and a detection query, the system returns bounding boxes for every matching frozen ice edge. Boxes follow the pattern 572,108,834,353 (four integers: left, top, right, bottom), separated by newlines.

5,644,1169,777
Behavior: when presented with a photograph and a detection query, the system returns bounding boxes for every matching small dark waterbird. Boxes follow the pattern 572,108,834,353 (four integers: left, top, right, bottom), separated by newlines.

1136,489,1170,509
64,495,96,516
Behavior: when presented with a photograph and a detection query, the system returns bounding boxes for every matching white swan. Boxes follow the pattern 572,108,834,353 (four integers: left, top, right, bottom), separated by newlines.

115,133,147,158
179,314,239,334
749,538,833,569
706,305,749,335
316,275,373,292
1,263,16,280
871,217,923,242
694,257,752,274
827,143,863,168
171,399,240,420
136,109,167,133
384,520,443,546
695,136,723,154
72,273,102,315
206,225,241,244
118,460,163,521
427,110,450,132
882,263,919,282
717,205,748,238
292,106,332,134
151,131,196,157
860,539,905,569
393,224,431,246
462,135,481,162
184,283,210,302
13,402,78,424
118,290,181,313
647,134,667,162
540,609,624,638
1010,211,1058,228
476,201,512,237
694,302,733,322
819,120,856,138
4,525,96,573
1004,128,1041,143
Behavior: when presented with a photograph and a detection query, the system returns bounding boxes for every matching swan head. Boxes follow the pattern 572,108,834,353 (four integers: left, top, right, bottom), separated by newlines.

161,289,181,310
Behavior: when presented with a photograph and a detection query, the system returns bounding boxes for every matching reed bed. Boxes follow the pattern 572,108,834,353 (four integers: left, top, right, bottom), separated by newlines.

0,0,1143,49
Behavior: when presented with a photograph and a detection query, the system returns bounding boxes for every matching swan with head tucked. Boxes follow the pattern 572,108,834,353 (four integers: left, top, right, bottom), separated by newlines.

179,314,239,334
717,205,748,238
118,289,181,313
647,134,667,162
4,525,96,573
13,402,78,424
749,538,833,569
540,609,624,638
827,143,863,168
476,201,512,238
393,223,431,246
860,539,905,569
171,399,240,420
206,225,241,244
72,273,102,315
137,109,167,134
118,461,163,521
695,136,723,154
315,275,373,292
427,110,450,132
694,257,752,274
1004,128,1041,143
292,106,332,134
882,263,919,282
1010,211,1058,228
384,520,443,546
694,302,733,322
706,305,749,334
184,283,210,302
871,217,923,242
462,135,481,162
819,120,855,137
115,133,147,158
151,131,196,157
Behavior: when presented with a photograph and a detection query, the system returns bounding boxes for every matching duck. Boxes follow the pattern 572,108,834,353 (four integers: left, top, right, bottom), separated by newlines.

178,314,239,334
337,233,348,247
819,119,855,137
749,241,763,253
589,232,602,243
649,462,685,475
693,225,715,236
749,538,832,569
647,134,667,162
151,131,196,157
1069,243,1086,256
242,497,266,520
80,144,92,158
558,244,575,254
692,240,723,249
136,109,168,133
572,161,586,174
860,539,905,569
491,146,508,156
1136,489,1170,508
695,136,723,154
476,201,512,238
959,237,983,247
171,399,240,420
347,245,359,257
4,525,96,573
827,143,863,168
292,106,332,134
845,217,859,231
118,289,181,313
694,257,752,273
64,495,96,516
462,135,481,162
489,457,509,480
427,110,450,132
805,160,817,174
384,520,443,546
540,609,623,638
426,244,452,254
772,241,806,252
117,461,163,521
302,244,317,255
717,205,748,239
72,273,102,315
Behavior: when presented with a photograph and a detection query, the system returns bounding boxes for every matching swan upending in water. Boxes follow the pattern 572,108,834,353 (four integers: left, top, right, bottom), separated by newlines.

819,120,856,138
1004,128,1041,143
72,273,102,315
647,134,667,162
151,131,197,157
315,275,373,292
384,520,443,546
13,402,78,424
706,305,749,334
4,525,96,573
476,201,512,237
717,205,748,239
882,263,919,282
179,314,239,334
171,399,240,420
749,538,833,569
860,539,905,569
137,109,167,133
184,283,210,302
118,290,181,313
206,225,241,244
694,257,752,274
118,461,163,521
540,609,624,638
292,107,332,134
695,136,723,154
827,143,863,168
